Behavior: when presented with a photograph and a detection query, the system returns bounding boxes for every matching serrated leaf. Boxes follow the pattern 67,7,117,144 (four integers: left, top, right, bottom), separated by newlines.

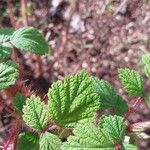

122,144,137,150
10,27,49,55
0,44,12,59
17,132,39,150
0,28,14,43
13,92,26,113
118,68,144,97
92,77,128,116
48,71,100,128
0,61,19,89
39,132,61,150
61,115,127,150
141,54,150,65
22,95,48,130
100,115,127,142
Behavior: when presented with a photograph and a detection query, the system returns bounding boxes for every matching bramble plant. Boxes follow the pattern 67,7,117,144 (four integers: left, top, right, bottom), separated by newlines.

0,26,150,150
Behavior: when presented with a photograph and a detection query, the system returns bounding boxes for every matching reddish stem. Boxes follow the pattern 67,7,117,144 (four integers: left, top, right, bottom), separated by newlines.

124,97,142,121
115,142,121,150
3,120,21,150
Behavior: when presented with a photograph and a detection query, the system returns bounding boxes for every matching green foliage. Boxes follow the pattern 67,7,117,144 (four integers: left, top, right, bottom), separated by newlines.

122,144,137,150
118,68,145,97
0,28,14,59
141,54,150,79
10,27,49,55
0,60,19,89
61,115,127,149
22,95,49,130
48,71,100,128
17,132,39,150
39,132,61,150
92,77,128,116
13,92,26,113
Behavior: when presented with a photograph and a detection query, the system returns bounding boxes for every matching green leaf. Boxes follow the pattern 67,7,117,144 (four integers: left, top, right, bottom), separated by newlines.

144,65,150,79
0,44,12,59
0,28,14,43
122,144,137,150
13,92,26,113
141,54,150,66
48,71,100,128
61,115,127,150
22,95,48,130
118,68,144,97
39,132,61,150
0,61,19,89
10,27,49,55
100,115,127,142
17,132,39,150
92,77,128,116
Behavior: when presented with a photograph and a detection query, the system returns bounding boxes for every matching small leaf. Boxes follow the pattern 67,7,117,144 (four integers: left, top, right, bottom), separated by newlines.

92,77,128,116
118,68,144,97
17,132,39,150
0,61,19,89
0,44,12,59
48,71,100,128
144,65,150,79
22,95,48,130
141,54,150,66
0,28,14,43
10,27,49,55
13,92,26,113
39,132,61,150
61,115,127,149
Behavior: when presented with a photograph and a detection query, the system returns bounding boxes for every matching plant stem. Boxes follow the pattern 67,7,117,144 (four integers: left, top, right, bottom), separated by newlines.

124,97,142,121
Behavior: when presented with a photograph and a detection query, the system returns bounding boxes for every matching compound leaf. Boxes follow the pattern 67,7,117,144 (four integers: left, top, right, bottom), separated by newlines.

0,61,19,89
48,71,100,128
13,92,26,113
118,68,144,97
17,132,39,150
10,27,49,55
39,132,61,150
92,77,128,116
0,45,12,59
61,115,127,150
23,95,48,130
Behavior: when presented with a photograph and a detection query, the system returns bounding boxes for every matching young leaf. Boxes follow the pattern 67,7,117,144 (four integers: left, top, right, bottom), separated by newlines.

0,61,19,89
0,28,14,43
22,95,48,130
61,115,127,149
118,68,144,97
39,132,61,150
48,71,100,128
13,92,26,113
10,27,49,55
144,65,150,79
92,77,128,116
17,132,39,150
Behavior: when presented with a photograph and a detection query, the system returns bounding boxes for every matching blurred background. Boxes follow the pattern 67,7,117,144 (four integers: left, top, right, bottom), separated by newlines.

0,0,150,149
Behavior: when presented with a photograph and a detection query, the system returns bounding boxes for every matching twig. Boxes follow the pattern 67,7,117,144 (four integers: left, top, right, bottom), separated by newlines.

20,0,29,26
124,97,142,121
7,0,17,28
113,0,128,16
